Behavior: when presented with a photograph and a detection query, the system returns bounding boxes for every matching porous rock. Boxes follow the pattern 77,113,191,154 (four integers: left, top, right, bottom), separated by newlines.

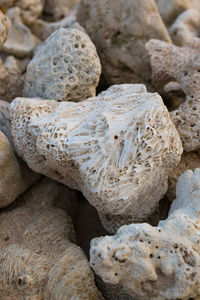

146,38,200,152
0,55,24,102
155,0,200,26
169,9,200,46
10,84,182,231
167,152,200,201
90,168,200,300
77,0,171,86
0,10,9,48
0,130,39,208
3,7,36,58
24,28,101,102
0,178,104,299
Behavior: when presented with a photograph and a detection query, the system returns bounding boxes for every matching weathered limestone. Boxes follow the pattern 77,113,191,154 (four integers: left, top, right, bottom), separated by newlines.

0,178,104,299
146,38,200,152
77,0,171,86
24,28,101,102
90,169,200,300
10,84,182,231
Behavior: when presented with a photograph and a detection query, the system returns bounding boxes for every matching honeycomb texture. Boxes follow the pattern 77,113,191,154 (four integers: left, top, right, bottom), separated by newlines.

10,84,182,231
24,28,101,102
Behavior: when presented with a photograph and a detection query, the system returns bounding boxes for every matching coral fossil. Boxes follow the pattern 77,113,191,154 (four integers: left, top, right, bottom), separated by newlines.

90,169,200,300
0,179,103,299
24,28,101,102
10,84,182,231
146,38,200,152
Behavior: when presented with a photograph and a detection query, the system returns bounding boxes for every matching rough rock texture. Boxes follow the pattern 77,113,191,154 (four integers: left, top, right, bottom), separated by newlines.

0,55,24,102
77,0,171,86
3,7,36,57
0,100,11,140
167,152,200,202
44,0,80,21
0,10,9,48
155,0,200,26
90,169,200,300
169,9,200,46
146,38,200,152
10,84,182,231
24,28,101,102
0,130,39,208
30,11,84,41
0,178,104,299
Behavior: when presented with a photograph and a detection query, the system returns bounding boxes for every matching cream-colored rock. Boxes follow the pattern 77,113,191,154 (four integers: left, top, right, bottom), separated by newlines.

0,10,9,48
0,100,11,140
10,84,182,231
77,0,171,86
0,131,39,208
169,9,200,46
155,0,200,26
0,178,103,299
167,152,200,202
24,28,101,102
90,168,200,300
30,11,83,41
146,38,200,152
3,7,36,57
44,0,80,21
0,55,24,102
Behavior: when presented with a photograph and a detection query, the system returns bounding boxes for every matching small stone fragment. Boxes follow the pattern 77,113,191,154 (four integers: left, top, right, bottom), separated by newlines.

155,0,200,26
77,0,171,86
0,55,24,102
169,9,200,46
24,28,101,102
90,169,200,300
44,0,80,21
3,7,36,57
10,84,182,231
0,100,11,140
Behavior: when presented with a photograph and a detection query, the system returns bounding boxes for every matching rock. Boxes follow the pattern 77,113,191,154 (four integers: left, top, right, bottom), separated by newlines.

0,10,10,48
167,152,200,201
10,84,182,231
44,0,80,21
30,11,84,41
169,9,200,46
146,38,200,152
0,130,39,208
77,0,171,86
0,178,104,299
0,100,11,140
2,7,36,57
23,28,101,102
90,168,200,300
155,0,200,26
0,55,24,102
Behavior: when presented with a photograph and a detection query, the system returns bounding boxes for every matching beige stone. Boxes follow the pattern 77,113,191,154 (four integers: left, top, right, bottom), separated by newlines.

169,9,200,46
24,28,101,102
77,0,171,86
0,10,10,48
0,178,103,299
0,131,39,208
146,38,200,152
3,7,36,57
0,55,24,102
10,84,182,231
90,169,200,300
155,0,200,26
0,100,11,140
